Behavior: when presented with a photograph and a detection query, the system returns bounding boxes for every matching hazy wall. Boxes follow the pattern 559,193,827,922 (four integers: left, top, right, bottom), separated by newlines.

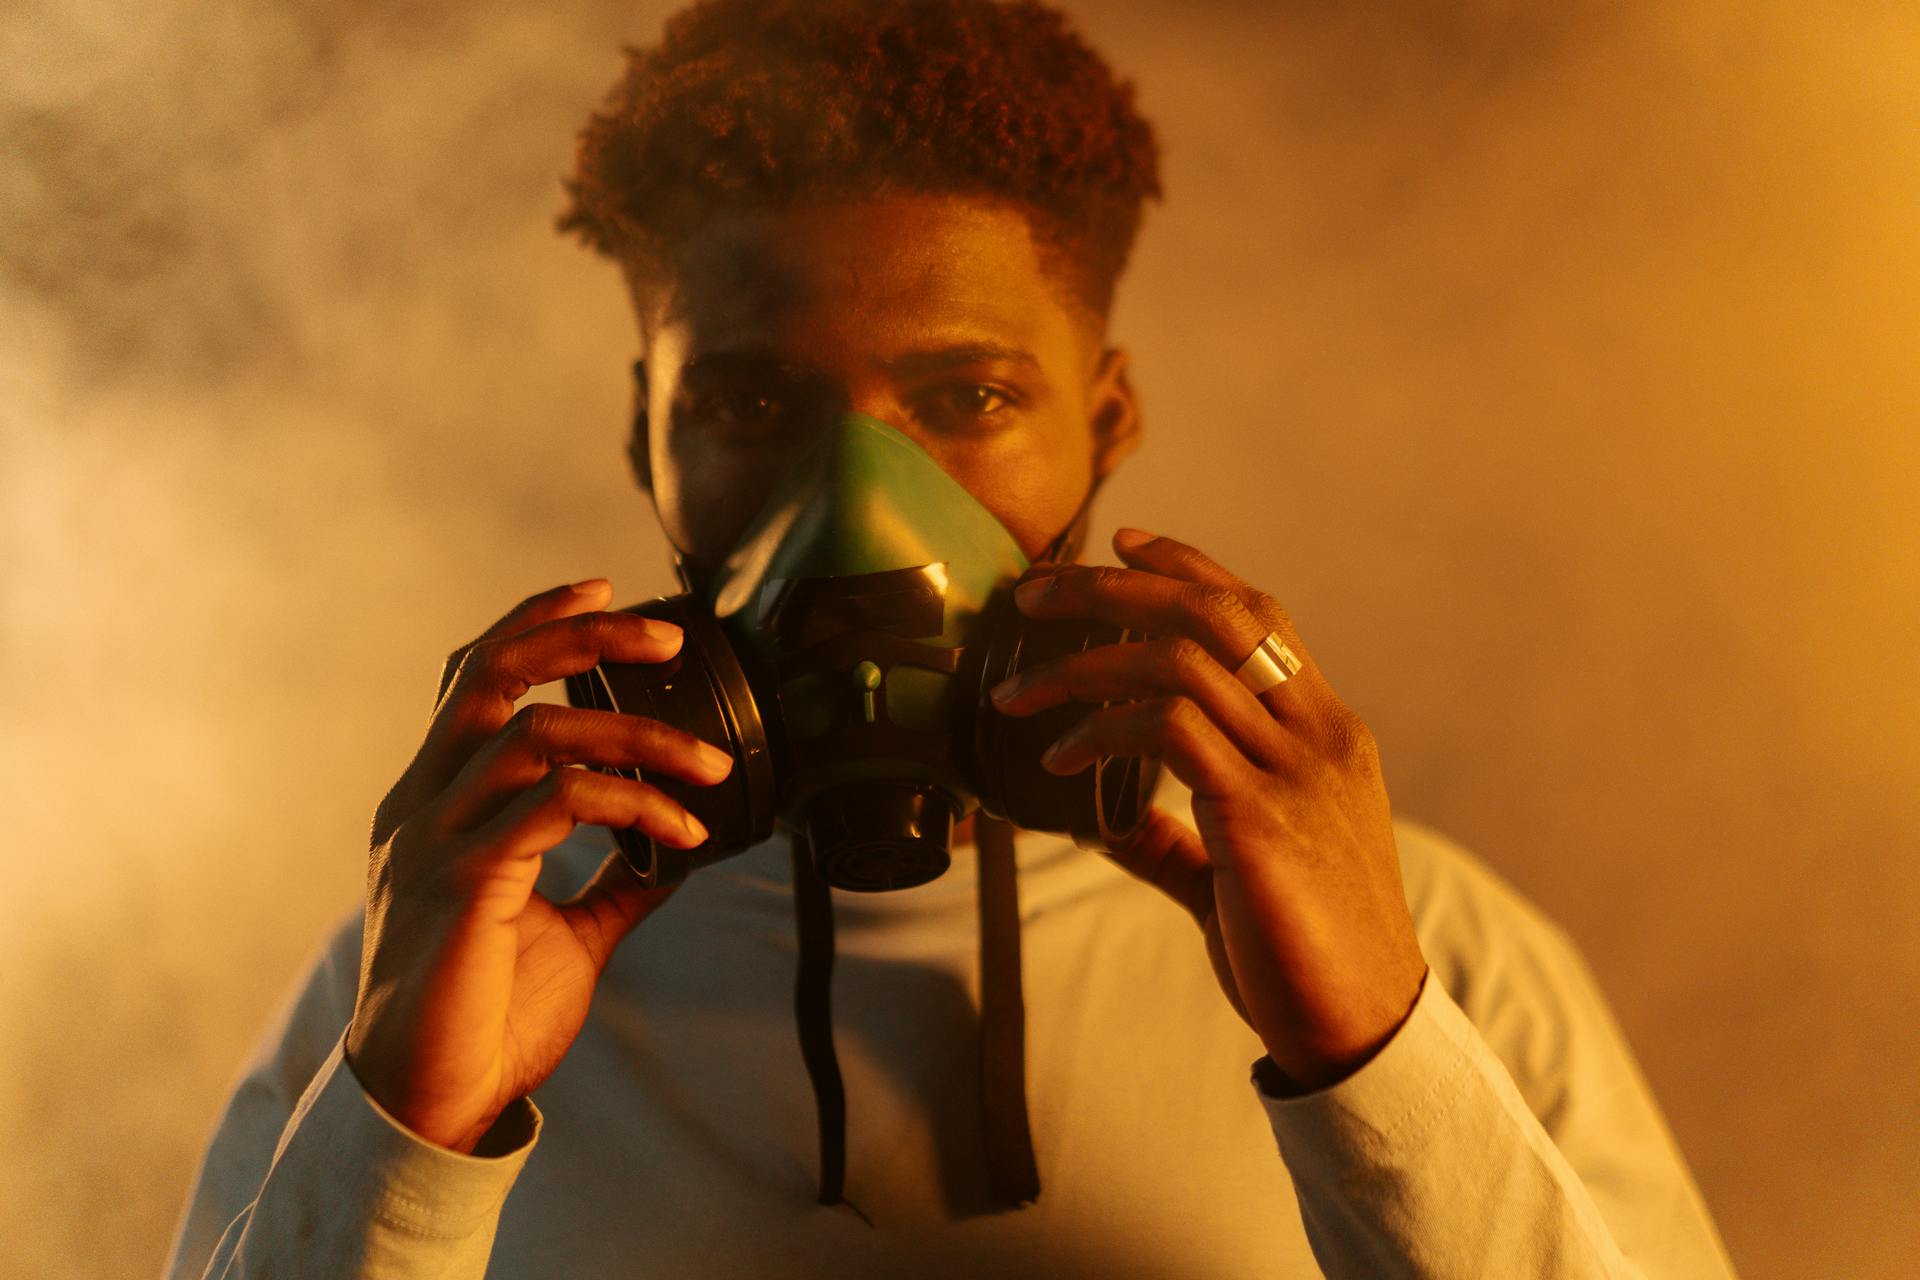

4,1,1914,1276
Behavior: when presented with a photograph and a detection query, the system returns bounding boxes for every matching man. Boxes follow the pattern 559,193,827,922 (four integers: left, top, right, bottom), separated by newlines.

165,0,1740,1275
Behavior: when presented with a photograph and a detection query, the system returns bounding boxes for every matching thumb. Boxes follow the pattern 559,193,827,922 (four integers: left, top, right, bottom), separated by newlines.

556,849,682,971
1105,804,1216,928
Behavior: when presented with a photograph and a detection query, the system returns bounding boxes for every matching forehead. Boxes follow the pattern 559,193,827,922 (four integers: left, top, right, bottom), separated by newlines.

641,194,1076,356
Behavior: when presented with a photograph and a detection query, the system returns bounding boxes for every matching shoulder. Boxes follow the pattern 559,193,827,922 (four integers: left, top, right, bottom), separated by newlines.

1390,814,1620,1127
169,902,368,1269
230,903,367,1110
1392,813,1582,989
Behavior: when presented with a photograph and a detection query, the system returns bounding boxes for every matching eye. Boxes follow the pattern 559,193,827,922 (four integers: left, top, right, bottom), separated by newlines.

718,391,784,423
928,383,1016,421
690,387,787,435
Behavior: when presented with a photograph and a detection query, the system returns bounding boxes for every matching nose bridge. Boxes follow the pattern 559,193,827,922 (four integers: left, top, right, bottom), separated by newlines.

845,386,907,432
824,362,916,449
776,381,940,480
775,318,923,451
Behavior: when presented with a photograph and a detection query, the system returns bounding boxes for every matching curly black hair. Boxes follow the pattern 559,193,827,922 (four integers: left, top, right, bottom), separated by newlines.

554,0,1164,327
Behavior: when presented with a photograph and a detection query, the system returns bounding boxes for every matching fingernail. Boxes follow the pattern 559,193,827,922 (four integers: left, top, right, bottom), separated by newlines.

1113,528,1153,550
695,740,733,776
1039,737,1067,770
571,577,611,594
1014,577,1053,610
681,809,709,844
989,673,1025,706
643,618,684,642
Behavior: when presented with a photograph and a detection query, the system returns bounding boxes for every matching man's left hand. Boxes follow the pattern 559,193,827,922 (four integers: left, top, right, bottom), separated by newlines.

988,528,1430,1094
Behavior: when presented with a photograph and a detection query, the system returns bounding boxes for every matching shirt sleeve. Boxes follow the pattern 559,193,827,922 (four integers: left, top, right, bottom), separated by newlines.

1248,835,1740,1279
163,910,542,1280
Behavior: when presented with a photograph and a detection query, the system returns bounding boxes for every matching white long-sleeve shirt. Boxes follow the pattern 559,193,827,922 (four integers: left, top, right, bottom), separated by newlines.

163,772,1739,1278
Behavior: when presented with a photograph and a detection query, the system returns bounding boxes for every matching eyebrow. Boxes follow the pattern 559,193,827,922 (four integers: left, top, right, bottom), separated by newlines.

682,341,1041,381
879,342,1042,377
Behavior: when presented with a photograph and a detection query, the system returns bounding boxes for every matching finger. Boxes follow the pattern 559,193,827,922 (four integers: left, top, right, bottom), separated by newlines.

436,578,615,707
1040,695,1256,798
1104,803,1216,927
1015,559,1335,724
450,767,709,914
555,850,682,972
989,636,1293,770
442,609,686,739
376,580,628,849
1014,561,1271,676
432,702,733,836
1108,529,1334,722
393,610,686,844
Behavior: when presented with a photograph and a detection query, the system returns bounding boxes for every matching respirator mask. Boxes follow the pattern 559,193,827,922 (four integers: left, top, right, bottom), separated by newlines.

563,409,1163,891
563,408,1162,1212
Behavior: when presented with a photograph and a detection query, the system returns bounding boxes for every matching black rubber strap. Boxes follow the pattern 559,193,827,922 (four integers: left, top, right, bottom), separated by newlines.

975,813,1041,1204
791,833,847,1205
791,819,1040,1210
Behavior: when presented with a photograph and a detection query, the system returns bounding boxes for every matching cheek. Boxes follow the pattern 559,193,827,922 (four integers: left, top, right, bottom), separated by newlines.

652,428,778,562
940,430,1093,561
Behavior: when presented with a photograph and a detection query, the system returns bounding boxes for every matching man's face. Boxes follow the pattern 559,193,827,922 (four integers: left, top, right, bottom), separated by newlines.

627,193,1142,574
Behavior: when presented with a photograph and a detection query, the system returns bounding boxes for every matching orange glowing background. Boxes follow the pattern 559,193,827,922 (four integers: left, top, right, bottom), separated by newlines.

4,3,1916,1276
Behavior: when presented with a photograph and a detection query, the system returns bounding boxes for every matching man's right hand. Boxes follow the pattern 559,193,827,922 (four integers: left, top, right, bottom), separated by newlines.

343,578,733,1153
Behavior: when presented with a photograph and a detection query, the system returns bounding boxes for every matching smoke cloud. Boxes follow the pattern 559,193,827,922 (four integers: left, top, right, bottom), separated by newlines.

4,2,1915,1275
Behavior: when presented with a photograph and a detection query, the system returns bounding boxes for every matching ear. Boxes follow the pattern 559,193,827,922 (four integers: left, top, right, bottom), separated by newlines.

626,357,654,496
1087,345,1143,481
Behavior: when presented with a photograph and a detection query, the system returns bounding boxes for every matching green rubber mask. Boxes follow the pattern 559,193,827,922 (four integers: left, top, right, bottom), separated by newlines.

566,410,1162,892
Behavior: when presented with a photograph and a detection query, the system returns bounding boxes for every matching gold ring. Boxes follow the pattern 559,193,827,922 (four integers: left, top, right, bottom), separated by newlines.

1233,631,1302,696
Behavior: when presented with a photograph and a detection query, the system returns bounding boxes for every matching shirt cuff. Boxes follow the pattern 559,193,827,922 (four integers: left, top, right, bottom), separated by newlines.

264,1033,544,1242
1249,966,1482,1164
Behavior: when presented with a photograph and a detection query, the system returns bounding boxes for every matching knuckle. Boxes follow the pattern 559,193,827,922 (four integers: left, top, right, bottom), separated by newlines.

379,818,418,867
1155,634,1209,677
1084,565,1125,594
369,784,408,852
614,778,673,831
466,635,508,682
537,764,590,808
566,609,616,647
1156,695,1204,739
625,714,675,755
1197,584,1246,623
440,643,472,683
440,643,482,694
363,846,397,909
506,701,559,749
380,819,454,899
1327,706,1378,766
